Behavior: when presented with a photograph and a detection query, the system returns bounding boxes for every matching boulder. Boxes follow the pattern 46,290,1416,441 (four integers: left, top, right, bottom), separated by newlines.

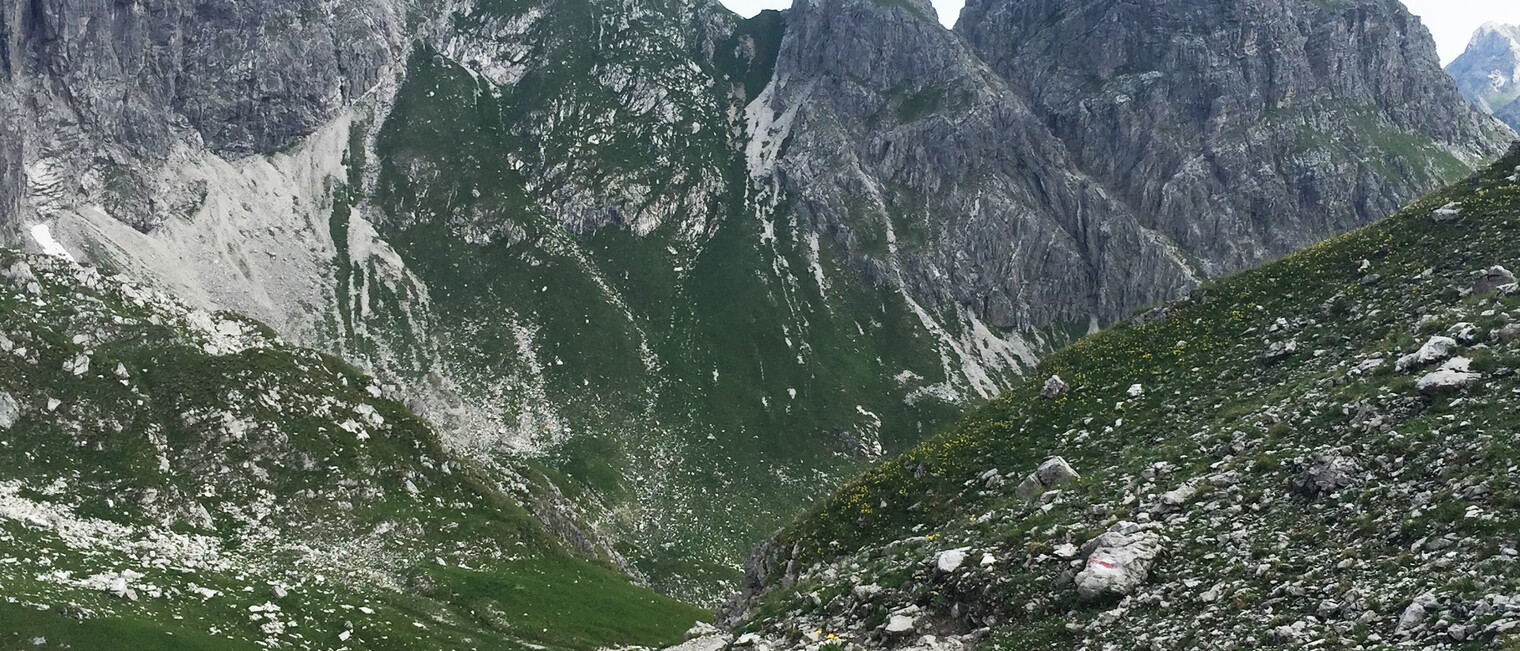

1040,374,1068,398
1014,474,1045,500
1496,323,1520,342
885,613,917,634
1447,322,1480,344
664,634,731,651
935,547,969,573
1473,265,1517,295
1396,593,1438,635
1260,340,1298,365
0,391,17,429
1431,202,1462,222
1395,336,1457,373
1034,457,1080,487
1292,455,1362,495
1015,457,1080,500
1417,357,1481,394
1074,522,1163,599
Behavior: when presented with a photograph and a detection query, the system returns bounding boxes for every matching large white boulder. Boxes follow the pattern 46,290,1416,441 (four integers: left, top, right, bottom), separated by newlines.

1417,357,1481,394
1395,336,1457,373
1015,457,1081,500
1074,522,1163,599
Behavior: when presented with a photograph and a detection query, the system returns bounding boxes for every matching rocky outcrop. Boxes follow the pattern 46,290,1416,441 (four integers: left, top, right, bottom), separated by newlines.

757,0,1201,330
1447,22,1520,129
0,0,405,230
957,0,1514,281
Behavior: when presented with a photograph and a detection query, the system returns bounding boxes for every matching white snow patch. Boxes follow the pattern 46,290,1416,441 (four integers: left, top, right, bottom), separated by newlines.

29,224,77,264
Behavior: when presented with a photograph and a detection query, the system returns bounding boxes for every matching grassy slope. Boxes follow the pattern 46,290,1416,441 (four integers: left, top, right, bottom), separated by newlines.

0,253,704,650
737,149,1520,647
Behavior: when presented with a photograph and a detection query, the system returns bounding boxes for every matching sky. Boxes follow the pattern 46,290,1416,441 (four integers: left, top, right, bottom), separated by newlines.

714,0,1520,66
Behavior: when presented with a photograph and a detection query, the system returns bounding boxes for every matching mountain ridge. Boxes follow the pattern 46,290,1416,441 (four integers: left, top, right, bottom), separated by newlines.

0,0,1513,606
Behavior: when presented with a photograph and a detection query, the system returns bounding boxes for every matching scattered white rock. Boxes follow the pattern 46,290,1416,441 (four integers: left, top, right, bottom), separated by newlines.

886,613,917,634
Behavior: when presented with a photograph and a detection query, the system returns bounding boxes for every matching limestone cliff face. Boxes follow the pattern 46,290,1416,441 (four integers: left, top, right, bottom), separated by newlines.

1447,22,1520,130
954,0,1512,281
754,0,1199,330
0,0,405,230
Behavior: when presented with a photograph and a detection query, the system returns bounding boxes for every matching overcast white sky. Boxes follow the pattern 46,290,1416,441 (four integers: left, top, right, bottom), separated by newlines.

715,0,1520,66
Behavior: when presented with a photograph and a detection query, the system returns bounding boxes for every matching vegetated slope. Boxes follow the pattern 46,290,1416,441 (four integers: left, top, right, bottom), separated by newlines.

718,147,1520,650
4,0,1510,607
0,251,704,650
362,1,1032,601
1447,23,1520,131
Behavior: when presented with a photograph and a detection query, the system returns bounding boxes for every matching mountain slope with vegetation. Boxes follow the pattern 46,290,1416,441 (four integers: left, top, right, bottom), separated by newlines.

0,251,704,650
716,147,1520,650
2,0,1511,606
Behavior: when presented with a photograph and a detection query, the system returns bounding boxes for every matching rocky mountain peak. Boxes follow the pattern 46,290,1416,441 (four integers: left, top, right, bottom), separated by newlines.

1447,21,1520,130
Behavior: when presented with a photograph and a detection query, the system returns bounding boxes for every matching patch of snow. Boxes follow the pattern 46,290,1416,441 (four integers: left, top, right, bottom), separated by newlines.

29,224,77,264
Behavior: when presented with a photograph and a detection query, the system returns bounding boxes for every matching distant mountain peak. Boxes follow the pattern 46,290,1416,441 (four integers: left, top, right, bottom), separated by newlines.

1447,21,1520,129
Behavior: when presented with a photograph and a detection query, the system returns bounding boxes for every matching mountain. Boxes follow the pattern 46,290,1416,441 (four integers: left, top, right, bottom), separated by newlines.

1448,22,1520,130
0,0,1511,604
0,248,704,649
714,146,1520,648
957,0,1510,278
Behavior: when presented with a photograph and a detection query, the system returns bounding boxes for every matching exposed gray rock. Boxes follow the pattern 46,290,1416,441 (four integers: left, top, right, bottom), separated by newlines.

1432,202,1465,222
0,0,406,230
1397,593,1439,635
761,0,1201,330
1074,521,1163,599
1446,23,1520,130
959,0,1512,282
1292,454,1361,495
1261,340,1298,366
1417,357,1482,394
1474,265,1517,295
1396,336,1458,373
1016,456,1080,499
0,391,17,429
1040,375,1068,398
1034,457,1080,488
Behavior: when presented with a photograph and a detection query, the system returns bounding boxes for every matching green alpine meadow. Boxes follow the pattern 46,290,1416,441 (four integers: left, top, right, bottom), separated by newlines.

2,0,1519,647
